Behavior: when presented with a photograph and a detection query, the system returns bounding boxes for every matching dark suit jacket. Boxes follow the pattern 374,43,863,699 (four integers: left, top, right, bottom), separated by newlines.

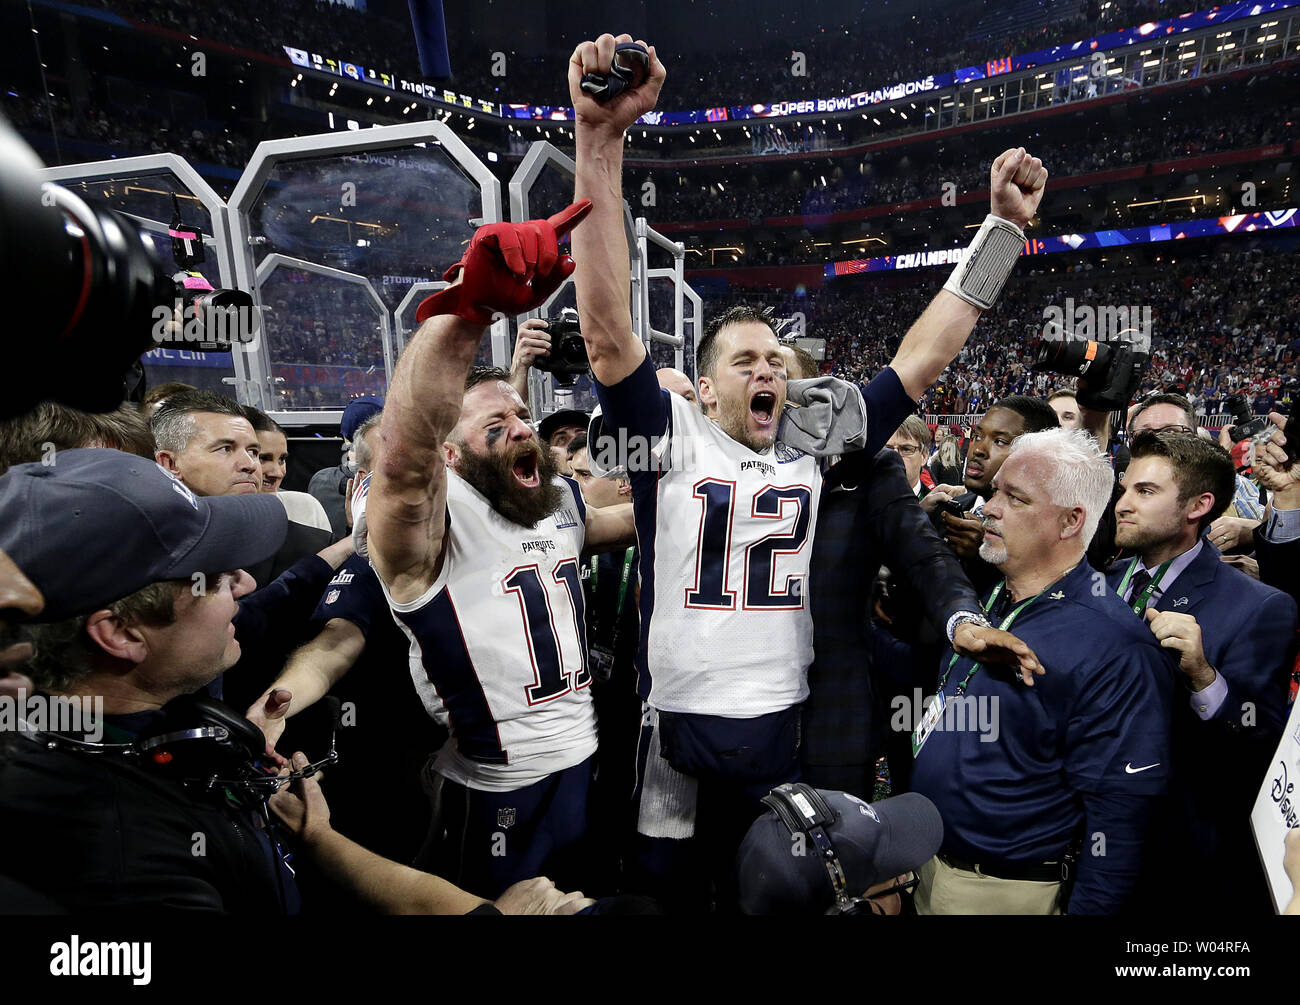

1254,526,1300,610
803,448,982,795
1106,540,1297,910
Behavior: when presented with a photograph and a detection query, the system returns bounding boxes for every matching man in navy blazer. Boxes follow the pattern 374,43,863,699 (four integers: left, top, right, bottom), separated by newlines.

1107,430,1297,913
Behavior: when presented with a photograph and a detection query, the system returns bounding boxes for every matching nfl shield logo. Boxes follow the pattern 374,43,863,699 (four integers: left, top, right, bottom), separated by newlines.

325,589,340,605
497,807,516,829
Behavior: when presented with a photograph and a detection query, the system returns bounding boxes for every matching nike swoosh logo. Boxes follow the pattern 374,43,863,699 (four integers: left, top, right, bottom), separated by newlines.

1125,762,1160,774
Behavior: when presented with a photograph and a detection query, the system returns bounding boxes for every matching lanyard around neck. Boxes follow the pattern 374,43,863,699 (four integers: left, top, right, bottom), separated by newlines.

938,580,1043,698
590,547,636,619
1115,557,1174,616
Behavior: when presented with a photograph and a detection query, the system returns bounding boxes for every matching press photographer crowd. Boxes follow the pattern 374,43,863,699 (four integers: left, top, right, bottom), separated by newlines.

4,8,1300,928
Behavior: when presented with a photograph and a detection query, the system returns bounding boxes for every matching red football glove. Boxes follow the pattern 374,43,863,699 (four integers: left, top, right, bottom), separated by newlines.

415,200,592,325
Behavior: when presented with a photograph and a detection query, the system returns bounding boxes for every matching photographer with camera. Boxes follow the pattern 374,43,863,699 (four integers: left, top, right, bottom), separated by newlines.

928,395,1060,596
0,448,300,912
0,450,593,916
509,311,594,476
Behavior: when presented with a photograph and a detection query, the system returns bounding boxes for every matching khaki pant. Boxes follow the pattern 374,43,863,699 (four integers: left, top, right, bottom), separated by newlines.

914,855,1063,915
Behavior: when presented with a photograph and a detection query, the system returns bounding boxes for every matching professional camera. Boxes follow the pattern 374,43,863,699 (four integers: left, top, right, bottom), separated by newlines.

163,193,259,352
1225,393,1269,442
2,116,172,417
1223,393,1298,462
1027,336,1149,412
533,308,590,386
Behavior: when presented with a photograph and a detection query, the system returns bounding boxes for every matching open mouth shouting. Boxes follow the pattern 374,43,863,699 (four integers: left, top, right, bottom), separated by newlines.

511,448,541,489
750,390,778,430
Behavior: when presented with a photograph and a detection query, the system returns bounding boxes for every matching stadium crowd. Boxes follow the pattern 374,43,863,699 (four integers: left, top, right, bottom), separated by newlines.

1,23,1298,927
83,0,1153,114
652,77,1297,225
795,250,1300,417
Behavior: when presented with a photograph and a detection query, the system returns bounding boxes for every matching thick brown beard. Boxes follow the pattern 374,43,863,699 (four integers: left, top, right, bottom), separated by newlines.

456,441,566,527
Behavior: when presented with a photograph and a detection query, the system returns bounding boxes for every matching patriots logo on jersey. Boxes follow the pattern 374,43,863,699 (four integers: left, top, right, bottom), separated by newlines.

773,442,807,464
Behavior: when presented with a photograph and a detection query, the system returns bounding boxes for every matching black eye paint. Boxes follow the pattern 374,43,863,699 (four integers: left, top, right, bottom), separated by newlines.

486,427,505,447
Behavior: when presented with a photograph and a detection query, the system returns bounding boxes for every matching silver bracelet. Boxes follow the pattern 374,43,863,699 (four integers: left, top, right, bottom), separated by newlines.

947,610,993,645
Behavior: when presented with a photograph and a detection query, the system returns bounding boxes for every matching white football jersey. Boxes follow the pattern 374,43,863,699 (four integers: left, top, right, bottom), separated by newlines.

620,390,823,717
374,471,597,792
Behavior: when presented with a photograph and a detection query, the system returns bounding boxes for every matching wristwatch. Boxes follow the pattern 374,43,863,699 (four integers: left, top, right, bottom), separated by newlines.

946,610,993,645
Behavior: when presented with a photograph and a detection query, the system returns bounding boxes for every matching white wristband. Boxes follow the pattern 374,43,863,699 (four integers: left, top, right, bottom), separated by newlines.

942,213,1026,310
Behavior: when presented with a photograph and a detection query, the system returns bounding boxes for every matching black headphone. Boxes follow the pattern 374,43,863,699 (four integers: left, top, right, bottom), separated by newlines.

20,694,339,803
760,782,881,916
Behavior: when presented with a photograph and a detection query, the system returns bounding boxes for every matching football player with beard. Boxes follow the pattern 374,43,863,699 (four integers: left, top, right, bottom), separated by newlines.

355,204,636,900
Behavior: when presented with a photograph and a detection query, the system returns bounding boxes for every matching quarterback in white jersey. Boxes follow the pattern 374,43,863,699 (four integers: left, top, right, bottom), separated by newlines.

567,32,1048,906
597,347,912,718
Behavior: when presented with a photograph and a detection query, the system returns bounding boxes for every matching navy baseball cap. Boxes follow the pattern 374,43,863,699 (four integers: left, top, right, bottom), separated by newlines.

340,396,383,442
0,448,288,622
538,408,589,444
737,789,943,915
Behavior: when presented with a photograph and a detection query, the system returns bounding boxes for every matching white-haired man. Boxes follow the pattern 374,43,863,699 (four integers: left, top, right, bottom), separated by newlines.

911,429,1174,915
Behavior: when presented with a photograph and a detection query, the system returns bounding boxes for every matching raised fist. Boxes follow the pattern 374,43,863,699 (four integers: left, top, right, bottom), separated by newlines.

989,148,1047,229
568,33,666,136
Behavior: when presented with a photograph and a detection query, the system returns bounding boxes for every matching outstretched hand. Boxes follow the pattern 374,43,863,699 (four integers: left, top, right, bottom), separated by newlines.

952,622,1045,686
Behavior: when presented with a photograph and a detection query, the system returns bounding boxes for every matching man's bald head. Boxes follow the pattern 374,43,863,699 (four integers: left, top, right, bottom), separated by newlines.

656,367,699,406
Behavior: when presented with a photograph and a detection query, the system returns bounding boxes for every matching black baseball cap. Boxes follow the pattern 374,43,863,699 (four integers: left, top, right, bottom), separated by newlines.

736,789,943,915
538,408,589,444
0,448,288,622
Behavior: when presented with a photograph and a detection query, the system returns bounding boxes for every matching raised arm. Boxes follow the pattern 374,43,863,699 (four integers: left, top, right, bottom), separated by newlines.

583,501,636,555
888,148,1047,401
569,33,666,386
366,206,591,605
367,309,485,604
